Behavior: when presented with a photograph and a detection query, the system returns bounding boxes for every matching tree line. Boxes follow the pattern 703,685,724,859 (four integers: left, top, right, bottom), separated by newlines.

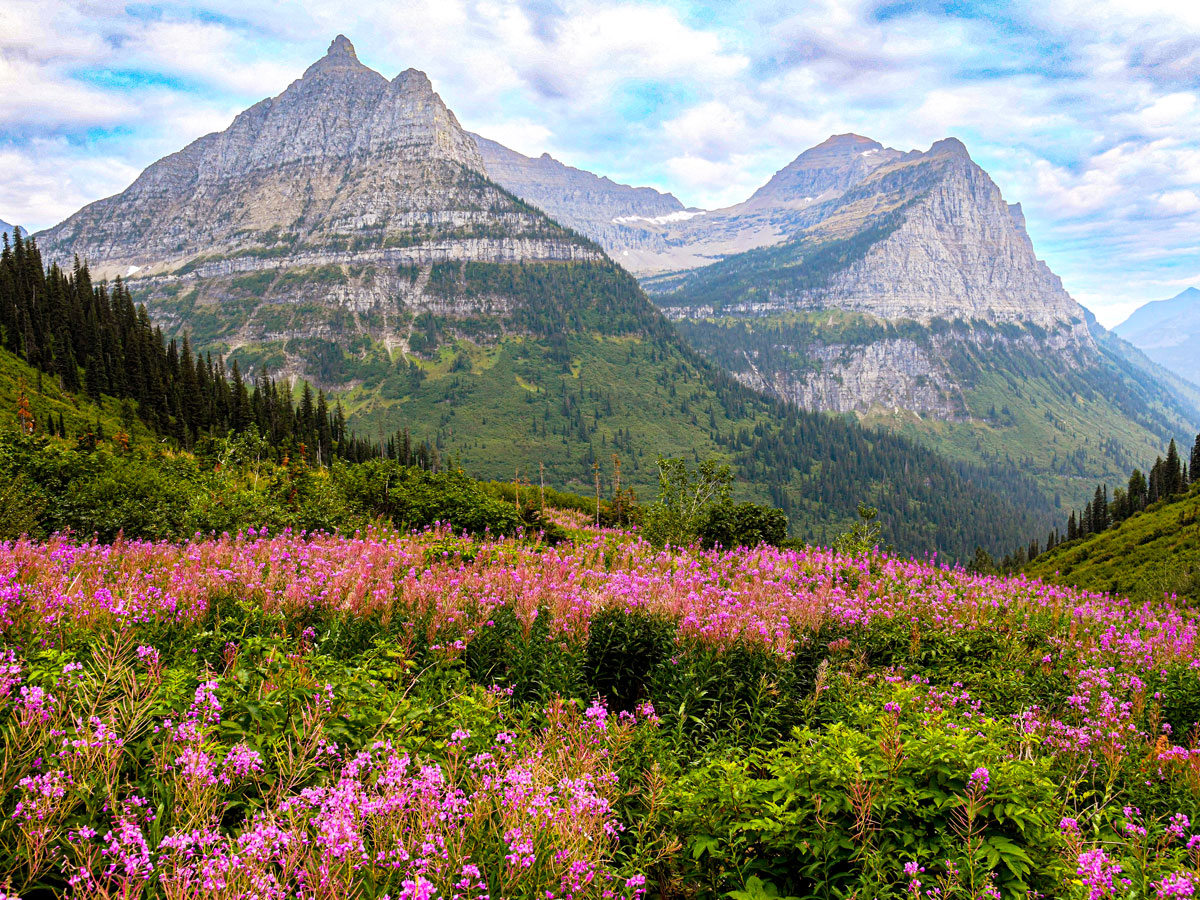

983,434,1200,572
0,231,443,469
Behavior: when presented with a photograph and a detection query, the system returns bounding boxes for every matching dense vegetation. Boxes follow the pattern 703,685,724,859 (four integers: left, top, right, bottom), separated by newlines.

0,231,392,465
1025,482,1200,602
3,527,1200,898
1058,436,1199,544
0,428,543,544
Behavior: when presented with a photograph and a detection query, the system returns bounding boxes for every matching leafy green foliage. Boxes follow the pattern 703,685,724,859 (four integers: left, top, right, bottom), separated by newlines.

641,456,734,548
831,503,886,556
0,430,538,541
698,499,788,550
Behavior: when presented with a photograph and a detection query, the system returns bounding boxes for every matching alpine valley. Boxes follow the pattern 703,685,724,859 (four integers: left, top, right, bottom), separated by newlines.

30,36,1196,554
481,134,1200,511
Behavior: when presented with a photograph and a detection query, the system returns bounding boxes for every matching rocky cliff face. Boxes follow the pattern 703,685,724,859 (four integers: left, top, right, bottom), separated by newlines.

661,138,1095,334
651,135,1198,497
39,36,596,278
658,137,1103,423
0,219,24,241
798,140,1088,333
35,37,616,383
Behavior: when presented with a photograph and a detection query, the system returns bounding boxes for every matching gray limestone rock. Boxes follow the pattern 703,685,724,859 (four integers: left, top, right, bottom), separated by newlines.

38,36,594,278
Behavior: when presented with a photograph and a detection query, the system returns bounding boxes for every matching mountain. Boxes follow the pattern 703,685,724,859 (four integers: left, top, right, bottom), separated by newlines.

39,36,595,279
1113,288,1200,386
471,135,697,266
633,137,1200,509
33,37,1059,558
0,219,24,241
479,132,907,278
479,134,1200,508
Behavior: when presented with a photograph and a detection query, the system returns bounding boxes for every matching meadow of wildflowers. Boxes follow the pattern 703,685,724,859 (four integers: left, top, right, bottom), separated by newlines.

2,525,1200,898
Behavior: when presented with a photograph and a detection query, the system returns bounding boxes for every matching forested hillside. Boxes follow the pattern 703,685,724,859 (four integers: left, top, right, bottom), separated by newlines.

7,229,1059,558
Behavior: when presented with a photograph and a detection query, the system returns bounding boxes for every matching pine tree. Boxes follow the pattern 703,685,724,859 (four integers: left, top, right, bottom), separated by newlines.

1166,439,1184,496
1191,434,1200,486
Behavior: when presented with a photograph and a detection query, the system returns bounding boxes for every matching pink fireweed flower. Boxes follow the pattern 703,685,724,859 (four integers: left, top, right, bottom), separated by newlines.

0,649,22,698
1078,848,1123,900
1157,872,1197,898
397,875,437,900
1168,814,1191,841
222,743,264,780
635,701,660,725
585,699,608,732
967,767,989,796
14,769,70,821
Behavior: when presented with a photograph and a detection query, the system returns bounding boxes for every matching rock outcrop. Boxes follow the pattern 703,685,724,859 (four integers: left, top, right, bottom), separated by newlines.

0,219,24,241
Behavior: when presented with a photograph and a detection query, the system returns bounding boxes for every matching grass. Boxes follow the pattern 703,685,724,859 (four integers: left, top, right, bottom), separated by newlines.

1025,483,1200,601
341,333,738,500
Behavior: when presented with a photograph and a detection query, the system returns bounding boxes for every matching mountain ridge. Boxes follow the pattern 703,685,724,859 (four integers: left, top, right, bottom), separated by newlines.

1113,288,1200,387
37,35,593,279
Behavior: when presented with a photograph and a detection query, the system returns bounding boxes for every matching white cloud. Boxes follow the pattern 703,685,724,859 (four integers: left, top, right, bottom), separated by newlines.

0,142,141,231
1,0,1199,320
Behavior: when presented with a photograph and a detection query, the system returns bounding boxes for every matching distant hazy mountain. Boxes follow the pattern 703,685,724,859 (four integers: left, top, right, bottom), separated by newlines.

0,219,25,241
471,134,694,260
1114,288,1200,387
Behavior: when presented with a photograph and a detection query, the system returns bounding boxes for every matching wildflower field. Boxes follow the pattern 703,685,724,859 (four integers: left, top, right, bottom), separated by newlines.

2,527,1200,899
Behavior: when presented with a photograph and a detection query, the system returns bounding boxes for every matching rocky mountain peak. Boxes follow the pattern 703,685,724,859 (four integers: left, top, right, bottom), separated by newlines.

35,42,584,273
393,67,434,93
328,34,356,57
742,133,902,211
928,137,971,160
302,34,375,79
815,133,884,152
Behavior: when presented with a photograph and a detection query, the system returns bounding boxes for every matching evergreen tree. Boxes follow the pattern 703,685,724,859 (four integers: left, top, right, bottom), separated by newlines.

1165,439,1185,496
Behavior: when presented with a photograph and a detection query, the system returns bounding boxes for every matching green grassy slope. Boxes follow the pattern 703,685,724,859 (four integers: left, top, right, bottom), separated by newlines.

0,347,157,444
1025,483,1200,601
130,257,1057,558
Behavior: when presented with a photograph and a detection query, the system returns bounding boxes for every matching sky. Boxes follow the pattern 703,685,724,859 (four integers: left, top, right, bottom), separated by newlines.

1,1,1199,326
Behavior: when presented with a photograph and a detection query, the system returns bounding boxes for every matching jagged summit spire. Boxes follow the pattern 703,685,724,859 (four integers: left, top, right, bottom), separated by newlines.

816,133,882,150
327,35,357,59
929,137,970,159
303,34,372,79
